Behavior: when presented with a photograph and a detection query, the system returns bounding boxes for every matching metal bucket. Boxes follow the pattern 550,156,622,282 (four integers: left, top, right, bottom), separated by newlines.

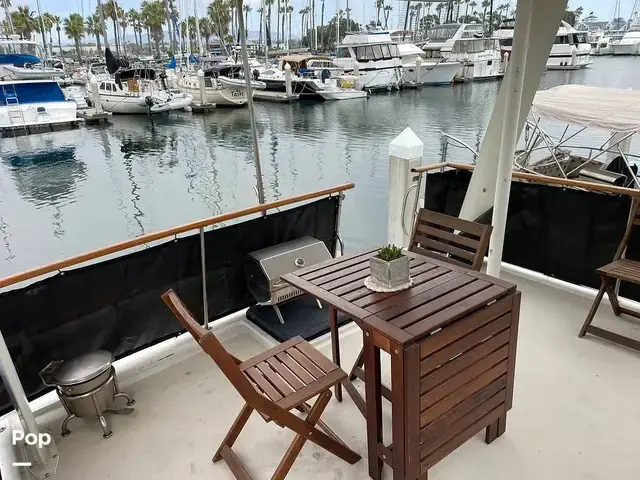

39,350,135,438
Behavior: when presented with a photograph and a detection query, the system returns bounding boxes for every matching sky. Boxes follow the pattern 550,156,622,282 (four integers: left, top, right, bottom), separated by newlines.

15,0,631,42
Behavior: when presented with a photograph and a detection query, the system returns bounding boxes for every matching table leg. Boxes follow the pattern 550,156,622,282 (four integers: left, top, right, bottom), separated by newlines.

364,330,383,480
329,306,342,402
391,344,406,480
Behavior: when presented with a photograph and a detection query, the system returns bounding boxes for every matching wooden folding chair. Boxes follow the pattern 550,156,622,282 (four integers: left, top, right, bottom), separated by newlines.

579,198,640,352
161,290,361,480
347,208,493,398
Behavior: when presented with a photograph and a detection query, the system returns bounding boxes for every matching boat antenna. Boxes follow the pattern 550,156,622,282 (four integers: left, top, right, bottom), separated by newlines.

35,0,48,60
237,0,266,206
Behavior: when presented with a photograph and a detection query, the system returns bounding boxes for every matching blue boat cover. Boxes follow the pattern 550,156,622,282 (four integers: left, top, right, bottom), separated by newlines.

165,56,177,69
0,53,41,65
0,81,66,104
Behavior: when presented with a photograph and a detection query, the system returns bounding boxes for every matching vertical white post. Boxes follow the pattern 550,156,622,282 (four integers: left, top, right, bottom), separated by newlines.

415,56,422,85
89,78,102,113
284,63,292,96
197,69,206,104
486,0,533,278
388,127,424,247
0,330,51,468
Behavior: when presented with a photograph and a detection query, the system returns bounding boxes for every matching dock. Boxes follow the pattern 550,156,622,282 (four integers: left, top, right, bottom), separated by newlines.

253,91,300,103
77,109,111,125
0,121,80,138
191,103,216,114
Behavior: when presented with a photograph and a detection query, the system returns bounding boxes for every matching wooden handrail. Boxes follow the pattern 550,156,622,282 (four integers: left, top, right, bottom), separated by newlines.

412,162,640,197
0,183,355,289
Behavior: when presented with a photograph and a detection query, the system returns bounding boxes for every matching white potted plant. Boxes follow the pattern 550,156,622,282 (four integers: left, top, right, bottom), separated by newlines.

369,244,411,290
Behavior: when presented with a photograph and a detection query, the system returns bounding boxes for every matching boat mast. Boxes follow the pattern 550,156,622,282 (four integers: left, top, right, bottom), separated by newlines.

194,0,204,56
35,0,48,60
336,0,340,47
236,0,266,206
97,0,110,51
262,0,269,66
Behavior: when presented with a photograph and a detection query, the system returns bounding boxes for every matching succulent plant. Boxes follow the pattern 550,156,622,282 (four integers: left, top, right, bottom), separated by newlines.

377,244,404,262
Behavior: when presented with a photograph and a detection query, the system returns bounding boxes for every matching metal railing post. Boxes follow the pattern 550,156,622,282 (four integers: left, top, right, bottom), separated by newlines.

199,227,209,329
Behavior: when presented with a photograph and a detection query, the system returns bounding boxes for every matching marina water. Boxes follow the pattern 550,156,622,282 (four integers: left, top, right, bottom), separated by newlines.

0,56,637,278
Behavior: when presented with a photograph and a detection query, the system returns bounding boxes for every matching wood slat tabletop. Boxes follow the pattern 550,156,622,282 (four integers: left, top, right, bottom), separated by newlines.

283,248,517,346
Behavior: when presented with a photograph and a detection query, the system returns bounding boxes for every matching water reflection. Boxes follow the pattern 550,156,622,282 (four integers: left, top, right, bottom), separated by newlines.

2,141,84,208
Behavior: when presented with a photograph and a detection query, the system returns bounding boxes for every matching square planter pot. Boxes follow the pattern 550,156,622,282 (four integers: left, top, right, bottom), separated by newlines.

370,254,410,289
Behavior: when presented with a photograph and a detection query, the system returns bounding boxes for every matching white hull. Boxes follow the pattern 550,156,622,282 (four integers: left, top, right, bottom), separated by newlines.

178,83,248,107
611,42,640,55
401,61,460,85
355,67,402,91
100,92,192,114
546,55,591,69
0,100,77,128
316,88,368,100
461,59,504,81
0,64,64,80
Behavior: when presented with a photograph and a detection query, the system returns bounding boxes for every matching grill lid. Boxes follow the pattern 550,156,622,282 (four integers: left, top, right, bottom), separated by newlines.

51,350,113,386
248,236,332,281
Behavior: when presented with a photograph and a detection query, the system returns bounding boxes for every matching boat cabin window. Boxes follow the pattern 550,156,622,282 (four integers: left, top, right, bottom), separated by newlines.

308,59,335,68
337,47,351,58
461,24,484,38
572,33,587,44
381,44,391,58
499,38,513,47
428,25,462,42
0,41,42,57
371,44,383,59
451,38,497,53
554,35,570,44
100,82,106,90
356,46,375,61
389,44,399,57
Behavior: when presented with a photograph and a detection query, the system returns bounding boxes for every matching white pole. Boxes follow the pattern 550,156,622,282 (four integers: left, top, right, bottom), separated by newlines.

194,0,204,56
0,331,50,467
237,0,266,205
198,68,206,104
284,62,292,96
486,0,533,278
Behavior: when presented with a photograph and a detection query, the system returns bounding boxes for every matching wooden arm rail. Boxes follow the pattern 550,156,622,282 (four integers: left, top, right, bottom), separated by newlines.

0,183,354,290
412,162,640,197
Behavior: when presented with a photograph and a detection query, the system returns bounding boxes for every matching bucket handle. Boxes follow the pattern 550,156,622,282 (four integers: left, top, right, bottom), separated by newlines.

38,360,63,387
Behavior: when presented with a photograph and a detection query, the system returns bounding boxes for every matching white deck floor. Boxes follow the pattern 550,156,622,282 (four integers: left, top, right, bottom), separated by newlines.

36,273,640,479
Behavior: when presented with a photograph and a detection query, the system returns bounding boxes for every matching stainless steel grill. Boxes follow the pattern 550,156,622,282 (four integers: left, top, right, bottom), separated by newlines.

246,236,332,324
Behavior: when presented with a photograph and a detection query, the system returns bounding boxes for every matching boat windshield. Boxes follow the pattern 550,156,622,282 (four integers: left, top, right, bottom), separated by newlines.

428,25,461,42
451,38,498,53
0,41,42,58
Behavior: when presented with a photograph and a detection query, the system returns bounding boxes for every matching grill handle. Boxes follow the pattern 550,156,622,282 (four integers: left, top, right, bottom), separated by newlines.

39,360,63,387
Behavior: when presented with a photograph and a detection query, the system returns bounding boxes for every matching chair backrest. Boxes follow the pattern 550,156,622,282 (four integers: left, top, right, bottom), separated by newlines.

161,289,260,405
613,197,640,261
409,208,493,271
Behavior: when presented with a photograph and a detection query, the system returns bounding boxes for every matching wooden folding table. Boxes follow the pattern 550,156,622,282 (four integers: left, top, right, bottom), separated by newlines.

283,249,521,480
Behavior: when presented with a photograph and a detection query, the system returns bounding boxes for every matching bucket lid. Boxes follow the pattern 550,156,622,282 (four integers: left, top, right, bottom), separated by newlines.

51,350,113,386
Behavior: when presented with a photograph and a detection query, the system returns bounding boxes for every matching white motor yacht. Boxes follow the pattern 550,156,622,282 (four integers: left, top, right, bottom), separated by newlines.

0,37,64,80
611,24,640,55
335,32,403,91
397,43,461,86
496,19,591,69
422,23,503,81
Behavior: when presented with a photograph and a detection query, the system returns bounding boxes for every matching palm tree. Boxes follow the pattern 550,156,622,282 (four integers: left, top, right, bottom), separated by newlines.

86,14,103,54
265,0,274,47
257,7,263,45
103,0,121,53
299,6,309,45
279,5,286,46
375,0,383,26
243,4,250,37
469,0,477,19
1,0,13,35
127,9,139,49
11,5,36,40
383,4,393,29
276,0,280,45
481,0,490,30
200,17,212,49
140,0,165,57
42,13,55,56
53,15,62,56
119,14,129,53
287,4,293,45
64,13,84,61
36,15,48,53
207,0,231,48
